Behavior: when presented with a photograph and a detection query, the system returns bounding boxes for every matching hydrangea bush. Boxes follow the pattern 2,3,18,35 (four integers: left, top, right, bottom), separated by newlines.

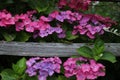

0,0,118,80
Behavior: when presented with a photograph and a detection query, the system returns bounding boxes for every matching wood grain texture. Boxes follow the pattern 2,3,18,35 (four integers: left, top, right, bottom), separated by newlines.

0,41,119,57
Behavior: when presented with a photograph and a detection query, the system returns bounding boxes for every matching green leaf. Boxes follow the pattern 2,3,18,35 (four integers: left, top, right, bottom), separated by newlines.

6,0,14,4
28,0,49,12
0,69,19,80
77,46,93,58
44,0,57,14
60,66,64,74
93,39,104,54
66,31,78,40
20,0,28,2
47,75,57,80
100,51,116,63
15,31,30,42
0,66,4,73
22,74,38,80
12,57,26,75
1,32,16,41
57,76,67,80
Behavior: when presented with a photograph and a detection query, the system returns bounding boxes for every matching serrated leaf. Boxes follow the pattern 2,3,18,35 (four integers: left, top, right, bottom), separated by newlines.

28,0,49,12
77,46,93,58
47,76,57,80
12,57,26,75
1,32,16,41
93,39,104,54
15,31,30,42
0,69,19,80
66,31,78,40
57,76,67,80
100,51,116,63
44,0,57,14
23,74,38,80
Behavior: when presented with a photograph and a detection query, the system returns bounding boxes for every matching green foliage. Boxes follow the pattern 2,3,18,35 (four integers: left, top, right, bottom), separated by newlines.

101,51,117,63
23,74,38,80
28,0,49,13
28,0,57,14
15,31,31,42
1,31,16,41
90,2,120,43
77,46,93,58
0,69,19,80
66,31,78,40
12,57,26,75
0,57,28,80
77,39,116,63
93,39,105,55
57,76,67,80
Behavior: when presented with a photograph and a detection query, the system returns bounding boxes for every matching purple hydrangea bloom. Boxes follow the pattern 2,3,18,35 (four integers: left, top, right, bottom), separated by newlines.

46,27,55,34
56,15,65,22
39,30,48,37
26,57,62,80
57,30,66,38
54,27,63,33
26,67,37,76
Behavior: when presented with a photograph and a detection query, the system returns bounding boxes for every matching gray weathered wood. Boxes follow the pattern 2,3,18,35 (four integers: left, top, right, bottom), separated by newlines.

0,41,120,57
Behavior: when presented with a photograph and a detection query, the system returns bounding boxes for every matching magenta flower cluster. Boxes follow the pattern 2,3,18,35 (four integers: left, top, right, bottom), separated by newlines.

58,0,91,10
26,57,105,80
0,9,115,39
49,10,116,39
26,57,62,80
63,57,105,80
0,10,64,38
0,9,15,27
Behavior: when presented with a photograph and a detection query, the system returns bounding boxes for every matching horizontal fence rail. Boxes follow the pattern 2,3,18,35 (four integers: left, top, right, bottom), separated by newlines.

0,42,120,57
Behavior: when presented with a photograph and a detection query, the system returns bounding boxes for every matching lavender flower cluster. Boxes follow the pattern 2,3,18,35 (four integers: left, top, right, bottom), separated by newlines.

0,9,115,39
0,10,64,38
49,10,116,39
26,57,105,80
26,57,62,80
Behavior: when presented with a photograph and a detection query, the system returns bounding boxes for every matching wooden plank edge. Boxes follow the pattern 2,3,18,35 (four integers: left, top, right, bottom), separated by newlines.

0,41,119,57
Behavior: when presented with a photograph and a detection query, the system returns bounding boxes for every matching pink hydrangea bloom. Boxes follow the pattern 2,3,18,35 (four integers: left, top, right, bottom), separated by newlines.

49,11,59,19
58,0,91,11
0,9,116,39
63,57,105,80
48,10,115,39
0,10,15,27
58,0,67,8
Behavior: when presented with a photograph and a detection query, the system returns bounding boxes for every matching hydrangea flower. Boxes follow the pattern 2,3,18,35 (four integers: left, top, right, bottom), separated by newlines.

0,9,15,27
63,57,105,80
58,0,91,10
0,9,116,39
26,57,62,80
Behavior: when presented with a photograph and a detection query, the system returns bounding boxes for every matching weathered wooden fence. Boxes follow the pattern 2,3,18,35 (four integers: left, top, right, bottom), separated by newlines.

0,0,120,57
0,41,119,57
